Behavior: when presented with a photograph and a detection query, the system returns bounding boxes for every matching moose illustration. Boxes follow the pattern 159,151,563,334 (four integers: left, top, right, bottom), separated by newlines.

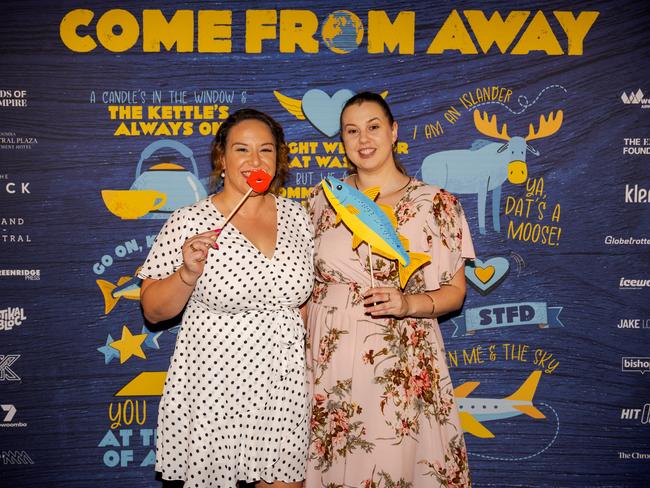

421,110,563,234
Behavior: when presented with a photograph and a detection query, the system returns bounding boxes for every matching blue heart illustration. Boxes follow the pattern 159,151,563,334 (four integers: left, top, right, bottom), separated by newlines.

302,89,355,137
465,257,510,295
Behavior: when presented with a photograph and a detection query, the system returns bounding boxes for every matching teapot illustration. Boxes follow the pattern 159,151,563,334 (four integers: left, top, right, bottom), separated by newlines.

102,140,208,220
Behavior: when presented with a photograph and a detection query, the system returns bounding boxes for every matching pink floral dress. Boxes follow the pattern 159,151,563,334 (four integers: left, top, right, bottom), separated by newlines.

306,180,475,488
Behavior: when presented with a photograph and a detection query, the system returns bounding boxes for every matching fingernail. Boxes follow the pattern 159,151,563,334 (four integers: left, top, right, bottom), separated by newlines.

213,229,222,234
213,243,219,250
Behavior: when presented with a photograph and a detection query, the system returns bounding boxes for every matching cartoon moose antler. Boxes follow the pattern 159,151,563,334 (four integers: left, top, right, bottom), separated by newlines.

474,111,509,140
525,111,564,141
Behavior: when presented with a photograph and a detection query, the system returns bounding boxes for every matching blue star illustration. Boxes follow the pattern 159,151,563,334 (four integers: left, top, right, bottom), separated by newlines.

168,325,181,335
141,325,163,350
97,334,120,364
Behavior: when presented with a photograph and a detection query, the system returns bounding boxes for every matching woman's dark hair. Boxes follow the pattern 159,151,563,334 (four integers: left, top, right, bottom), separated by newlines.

340,91,407,175
210,108,289,194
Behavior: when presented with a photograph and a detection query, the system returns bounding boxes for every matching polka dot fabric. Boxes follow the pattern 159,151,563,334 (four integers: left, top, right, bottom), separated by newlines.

138,196,314,487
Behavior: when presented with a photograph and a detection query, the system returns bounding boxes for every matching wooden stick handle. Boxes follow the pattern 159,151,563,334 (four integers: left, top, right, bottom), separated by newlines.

223,188,253,226
368,243,375,288
215,188,254,242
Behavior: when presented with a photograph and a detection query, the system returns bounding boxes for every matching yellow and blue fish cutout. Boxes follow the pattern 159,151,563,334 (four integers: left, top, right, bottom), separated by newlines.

322,177,431,289
96,269,142,314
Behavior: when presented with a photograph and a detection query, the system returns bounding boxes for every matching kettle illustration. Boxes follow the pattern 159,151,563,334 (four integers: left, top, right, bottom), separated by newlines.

101,140,208,220
130,139,208,219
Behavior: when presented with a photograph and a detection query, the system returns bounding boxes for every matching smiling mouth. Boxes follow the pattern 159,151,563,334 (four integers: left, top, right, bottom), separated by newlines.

358,148,376,157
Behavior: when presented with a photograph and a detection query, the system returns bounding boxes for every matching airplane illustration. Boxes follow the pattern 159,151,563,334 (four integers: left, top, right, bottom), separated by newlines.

454,370,545,438
96,269,142,314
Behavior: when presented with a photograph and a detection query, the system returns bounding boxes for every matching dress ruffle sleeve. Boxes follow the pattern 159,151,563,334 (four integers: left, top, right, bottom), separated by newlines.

422,188,475,291
137,206,190,280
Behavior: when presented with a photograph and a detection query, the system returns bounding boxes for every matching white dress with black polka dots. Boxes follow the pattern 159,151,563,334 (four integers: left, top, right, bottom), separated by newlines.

138,196,314,487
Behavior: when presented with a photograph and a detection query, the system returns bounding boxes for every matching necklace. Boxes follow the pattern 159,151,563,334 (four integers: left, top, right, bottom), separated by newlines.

353,174,411,195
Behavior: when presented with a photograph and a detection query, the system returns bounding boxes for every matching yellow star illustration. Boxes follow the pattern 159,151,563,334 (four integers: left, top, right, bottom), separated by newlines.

110,325,147,364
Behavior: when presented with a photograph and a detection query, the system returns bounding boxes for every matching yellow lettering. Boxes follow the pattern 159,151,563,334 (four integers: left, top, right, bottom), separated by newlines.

142,10,193,52
553,11,599,55
463,10,529,53
447,350,459,368
368,11,415,54
289,155,312,168
139,122,158,135
198,10,232,53
154,123,172,136
96,9,139,53
322,142,344,154
511,11,563,55
316,155,332,167
114,122,131,136
59,9,97,52
281,186,311,199
427,10,478,54
279,10,318,53
246,10,277,53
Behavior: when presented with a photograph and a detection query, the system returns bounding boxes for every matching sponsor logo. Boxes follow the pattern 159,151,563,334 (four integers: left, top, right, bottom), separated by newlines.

0,181,30,194
617,318,650,329
0,131,38,150
0,217,31,244
0,90,27,108
621,89,650,108
1,404,15,421
619,278,650,290
0,269,40,280
1,450,34,464
605,235,650,246
621,404,650,424
625,184,649,203
1,405,27,428
622,357,650,374
618,451,650,460
623,137,650,155
0,307,26,330
0,355,20,381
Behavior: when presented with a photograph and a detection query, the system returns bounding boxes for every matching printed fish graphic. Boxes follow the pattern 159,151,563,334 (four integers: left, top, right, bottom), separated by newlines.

454,370,546,438
321,177,430,289
96,270,142,314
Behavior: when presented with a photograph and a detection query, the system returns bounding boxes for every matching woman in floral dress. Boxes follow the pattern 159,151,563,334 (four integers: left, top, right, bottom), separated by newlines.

306,92,475,488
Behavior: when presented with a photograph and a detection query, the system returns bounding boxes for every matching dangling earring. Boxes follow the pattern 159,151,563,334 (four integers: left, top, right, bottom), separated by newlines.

220,171,225,178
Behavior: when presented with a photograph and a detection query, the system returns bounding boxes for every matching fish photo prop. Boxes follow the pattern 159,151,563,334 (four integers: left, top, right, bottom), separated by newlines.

321,177,430,289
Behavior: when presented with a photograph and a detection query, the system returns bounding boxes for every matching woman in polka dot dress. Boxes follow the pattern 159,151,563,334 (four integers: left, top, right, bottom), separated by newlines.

139,109,314,488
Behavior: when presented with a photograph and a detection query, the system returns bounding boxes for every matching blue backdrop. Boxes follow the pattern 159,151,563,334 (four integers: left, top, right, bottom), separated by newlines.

1,1,649,486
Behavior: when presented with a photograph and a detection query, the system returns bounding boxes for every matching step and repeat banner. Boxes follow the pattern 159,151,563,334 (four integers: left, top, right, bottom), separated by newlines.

1,1,649,486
